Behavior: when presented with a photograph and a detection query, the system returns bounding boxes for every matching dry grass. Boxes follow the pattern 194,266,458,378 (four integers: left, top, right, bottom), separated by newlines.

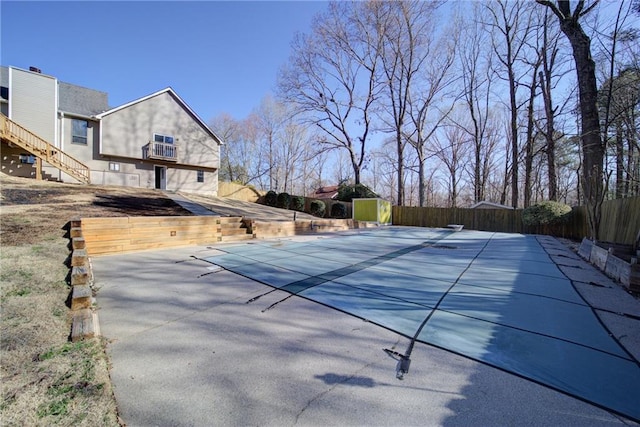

1,174,190,426
1,241,119,426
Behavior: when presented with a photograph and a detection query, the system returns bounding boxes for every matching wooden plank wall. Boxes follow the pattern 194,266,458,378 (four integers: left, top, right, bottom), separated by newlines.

392,196,640,245
81,216,222,256
218,181,264,202
392,206,523,233
598,197,640,244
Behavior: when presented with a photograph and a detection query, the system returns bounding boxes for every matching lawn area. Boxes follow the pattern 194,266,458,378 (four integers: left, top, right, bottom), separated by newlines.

0,174,190,426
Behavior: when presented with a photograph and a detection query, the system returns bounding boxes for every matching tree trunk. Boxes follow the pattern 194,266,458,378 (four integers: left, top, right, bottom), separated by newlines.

538,0,605,238
524,66,538,208
561,21,604,238
539,70,558,201
475,138,483,202
509,68,519,208
418,151,426,207
615,123,624,198
397,132,405,205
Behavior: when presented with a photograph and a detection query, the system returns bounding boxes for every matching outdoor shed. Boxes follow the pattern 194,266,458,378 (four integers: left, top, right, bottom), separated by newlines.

353,198,392,225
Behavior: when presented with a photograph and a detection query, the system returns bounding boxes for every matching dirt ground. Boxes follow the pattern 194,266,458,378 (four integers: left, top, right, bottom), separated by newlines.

0,174,190,426
1,175,191,246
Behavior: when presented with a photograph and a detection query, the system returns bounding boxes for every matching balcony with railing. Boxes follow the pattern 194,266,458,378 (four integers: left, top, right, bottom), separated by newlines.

143,140,178,162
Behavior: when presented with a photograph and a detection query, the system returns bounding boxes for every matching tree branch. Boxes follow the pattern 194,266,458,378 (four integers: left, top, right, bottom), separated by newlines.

536,0,565,21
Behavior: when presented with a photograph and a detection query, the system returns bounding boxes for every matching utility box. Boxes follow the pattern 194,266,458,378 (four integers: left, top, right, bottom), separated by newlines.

353,198,392,225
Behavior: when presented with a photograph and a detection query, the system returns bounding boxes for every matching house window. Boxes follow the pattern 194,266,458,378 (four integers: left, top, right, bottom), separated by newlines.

19,154,35,164
72,119,88,144
154,133,174,144
197,170,204,183
109,162,120,172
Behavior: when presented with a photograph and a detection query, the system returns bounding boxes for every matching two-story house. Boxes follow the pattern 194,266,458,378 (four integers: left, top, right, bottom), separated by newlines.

0,66,222,195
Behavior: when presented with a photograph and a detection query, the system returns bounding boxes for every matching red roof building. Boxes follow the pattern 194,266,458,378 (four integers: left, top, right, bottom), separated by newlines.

308,185,339,200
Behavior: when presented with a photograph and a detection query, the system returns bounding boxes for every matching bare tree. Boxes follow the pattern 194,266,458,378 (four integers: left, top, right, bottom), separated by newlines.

209,113,266,185
277,121,311,193
403,9,459,207
523,36,542,207
537,0,606,239
454,3,495,203
278,2,383,184
595,1,640,198
599,69,640,197
486,0,535,208
304,148,330,196
536,8,567,202
209,113,239,182
373,1,442,206
434,124,470,208
255,95,287,191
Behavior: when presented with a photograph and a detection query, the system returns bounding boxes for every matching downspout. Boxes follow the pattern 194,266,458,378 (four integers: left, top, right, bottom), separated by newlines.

54,79,60,181
98,116,102,156
59,111,64,152
59,111,66,183
7,67,12,118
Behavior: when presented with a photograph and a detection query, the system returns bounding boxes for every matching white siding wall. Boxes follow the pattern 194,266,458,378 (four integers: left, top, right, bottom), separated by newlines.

9,68,57,145
100,91,219,168
167,168,218,194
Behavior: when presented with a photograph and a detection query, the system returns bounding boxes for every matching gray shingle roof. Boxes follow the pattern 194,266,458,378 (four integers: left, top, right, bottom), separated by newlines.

58,81,109,116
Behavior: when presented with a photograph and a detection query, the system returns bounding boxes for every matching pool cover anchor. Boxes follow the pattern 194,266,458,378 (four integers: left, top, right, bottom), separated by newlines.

383,348,411,380
397,356,411,380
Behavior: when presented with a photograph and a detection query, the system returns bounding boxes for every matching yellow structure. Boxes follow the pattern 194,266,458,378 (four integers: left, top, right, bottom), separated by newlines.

353,198,392,225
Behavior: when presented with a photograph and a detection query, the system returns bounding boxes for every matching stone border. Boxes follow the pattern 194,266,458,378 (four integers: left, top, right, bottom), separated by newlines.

578,237,640,292
68,218,99,341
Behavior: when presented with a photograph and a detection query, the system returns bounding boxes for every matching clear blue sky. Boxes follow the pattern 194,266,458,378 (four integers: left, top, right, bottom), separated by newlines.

1,1,327,122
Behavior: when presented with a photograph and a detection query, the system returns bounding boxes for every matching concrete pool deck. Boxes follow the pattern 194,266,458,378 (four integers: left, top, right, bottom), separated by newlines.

92,229,640,426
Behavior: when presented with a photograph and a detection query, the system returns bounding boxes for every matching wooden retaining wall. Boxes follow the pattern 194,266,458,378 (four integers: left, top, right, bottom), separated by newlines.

81,216,224,256
80,216,373,256
249,218,372,239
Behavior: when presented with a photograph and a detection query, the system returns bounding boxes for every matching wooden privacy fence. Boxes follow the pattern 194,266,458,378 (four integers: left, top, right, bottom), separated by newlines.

218,181,264,202
392,196,640,245
393,206,524,233
595,197,640,244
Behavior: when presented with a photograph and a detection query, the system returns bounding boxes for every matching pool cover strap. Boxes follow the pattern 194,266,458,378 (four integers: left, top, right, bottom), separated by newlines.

395,233,495,379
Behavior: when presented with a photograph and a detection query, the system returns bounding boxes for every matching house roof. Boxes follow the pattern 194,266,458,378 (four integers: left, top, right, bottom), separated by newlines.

59,81,109,116
470,201,515,210
95,87,223,145
308,185,339,200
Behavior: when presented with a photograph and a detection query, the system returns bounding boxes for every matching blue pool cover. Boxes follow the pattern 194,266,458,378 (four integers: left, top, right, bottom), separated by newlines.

204,227,640,421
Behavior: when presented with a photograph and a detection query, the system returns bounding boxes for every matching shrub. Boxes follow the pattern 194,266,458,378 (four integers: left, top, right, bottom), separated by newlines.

290,195,305,212
310,200,326,217
276,192,291,209
522,201,572,226
264,190,277,207
330,202,347,218
337,183,378,202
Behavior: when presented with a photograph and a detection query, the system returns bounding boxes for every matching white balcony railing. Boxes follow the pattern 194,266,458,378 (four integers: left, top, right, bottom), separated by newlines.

143,141,178,161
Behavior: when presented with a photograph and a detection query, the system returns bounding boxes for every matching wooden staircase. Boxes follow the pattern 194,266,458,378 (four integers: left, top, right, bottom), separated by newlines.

219,217,254,242
0,114,90,184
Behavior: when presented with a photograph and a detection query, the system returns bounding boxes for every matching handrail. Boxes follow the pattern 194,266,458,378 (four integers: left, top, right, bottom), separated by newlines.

0,114,90,183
